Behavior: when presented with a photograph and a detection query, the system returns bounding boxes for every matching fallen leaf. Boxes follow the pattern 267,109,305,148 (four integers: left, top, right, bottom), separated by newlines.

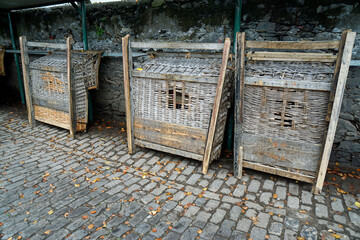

337,188,347,194
197,230,202,234
48,210,54,215
152,229,157,232
296,237,305,240
273,194,278,198
331,233,343,239
129,196,135,202
91,211,97,214
75,184,80,187
88,224,94,229
355,202,360,208
250,216,258,224
347,207,352,211
44,230,51,235
82,215,88,220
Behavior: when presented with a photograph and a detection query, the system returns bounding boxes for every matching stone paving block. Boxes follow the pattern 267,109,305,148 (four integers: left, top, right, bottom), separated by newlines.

204,199,220,212
163,231,181,240
260,192,272,204
184,205,200,218
301,190,313,205
248,180,261,192
199,222,219,239
250,226,267,240
256,212,270,228
348,212,360,226
275,186,287,200
288,183,299,196
180,227,200,240
229,205,242,221
218,219,235,237
172,217,192,233
284,217,299,231
150,222,169,238
236,218,252,232
315,203,329,218
210,208,226,224
331,198,345,212
186,173,201,185
233,184,246,198
269,222,283,236
231,230,247,240
300,225,317,240
193,211,211,228
287,196,300,209
209,179,224,192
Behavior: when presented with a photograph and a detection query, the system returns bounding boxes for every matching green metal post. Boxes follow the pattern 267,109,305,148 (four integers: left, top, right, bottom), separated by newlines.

81,1,93,122
225,0,242,151
8,12,26,105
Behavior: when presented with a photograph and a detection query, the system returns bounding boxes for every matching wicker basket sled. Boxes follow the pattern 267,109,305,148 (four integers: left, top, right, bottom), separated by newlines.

234,30,356,193
122,35,233,173
19,36,102,137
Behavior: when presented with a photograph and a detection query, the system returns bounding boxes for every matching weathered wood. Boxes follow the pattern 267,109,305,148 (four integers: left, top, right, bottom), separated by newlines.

27,41,67,50
66,37,75,138
202,38,231,174
34,105,70,130
326,29,351,121
147,51,223,59
19,36,35,127
245,77,332,91
241,133,322,171
246,41,340,50
314,31,356,194
131,42,224,51
237,146,244,178
122,34,135,154
32,96,69,112
243,161,315,183
132,71,218,84
134,117,207,155
234,32,246,178
246,51,337,62
135,139,203,161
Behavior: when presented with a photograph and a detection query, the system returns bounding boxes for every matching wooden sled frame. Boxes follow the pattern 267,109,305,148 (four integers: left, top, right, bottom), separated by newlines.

234,30,356,193
122,35,231,174
20,36,78,137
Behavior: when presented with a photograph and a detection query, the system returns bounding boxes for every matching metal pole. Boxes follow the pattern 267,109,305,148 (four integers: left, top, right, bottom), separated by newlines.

225,0,242,151
8,12,26,105
81,0,93,122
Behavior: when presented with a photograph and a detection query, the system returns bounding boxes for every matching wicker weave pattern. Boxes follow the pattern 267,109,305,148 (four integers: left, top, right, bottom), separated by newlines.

133,77,217,130
243,61,332,144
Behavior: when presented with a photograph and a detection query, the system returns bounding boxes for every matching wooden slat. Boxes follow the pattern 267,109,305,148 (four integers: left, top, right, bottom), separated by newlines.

131,71,218,84
134,117,207,155
27,41,67,50
246,52,337,62
246,41,340,50
19,36,35,128
241,133,322,172
314,31,356,194
32,97,69,112
34,105,70,130
66,37,75,138
135,139,203,161
147,52,222,59
131,42,224,51
202,38,231,174
234,32,246,179
245,77,332,91
122,34,135,154
326,29,351,121
243,161,315,183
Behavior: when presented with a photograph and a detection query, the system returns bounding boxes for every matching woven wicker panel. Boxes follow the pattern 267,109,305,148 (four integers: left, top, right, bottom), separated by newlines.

137,57,221,76
133,56,223,130
0,47,5,76
243,61,333,144
133,77,217,130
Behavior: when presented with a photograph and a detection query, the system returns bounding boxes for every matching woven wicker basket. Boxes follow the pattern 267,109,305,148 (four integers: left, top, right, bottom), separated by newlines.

122,35,233,173
234,30,356,193
19,37,101,137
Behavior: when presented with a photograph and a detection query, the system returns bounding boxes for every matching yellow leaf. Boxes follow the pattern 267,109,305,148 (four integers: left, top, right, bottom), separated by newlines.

337,188,347,194
197,230,202,234
296,237,305,240
7,237,12,240
75,184,80,187
331,233,343,239
33,221,37,224
273,194,278,198
88,224,94,229
48,210,54,215
44,230,51,235
355,201,360,208
347,207,352,211
136,68,143,71
91,211,97,214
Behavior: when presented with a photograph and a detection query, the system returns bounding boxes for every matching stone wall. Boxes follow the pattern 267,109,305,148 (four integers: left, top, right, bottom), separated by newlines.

0,0,359,166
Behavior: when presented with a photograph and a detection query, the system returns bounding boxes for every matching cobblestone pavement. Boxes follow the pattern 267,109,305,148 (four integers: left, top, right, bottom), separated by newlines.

0,106,359,240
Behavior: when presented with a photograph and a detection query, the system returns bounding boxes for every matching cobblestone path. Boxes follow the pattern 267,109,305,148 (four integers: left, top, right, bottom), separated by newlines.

0,107,359,240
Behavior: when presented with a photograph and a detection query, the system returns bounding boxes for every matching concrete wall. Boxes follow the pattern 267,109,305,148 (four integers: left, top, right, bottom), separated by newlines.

0,0,359,166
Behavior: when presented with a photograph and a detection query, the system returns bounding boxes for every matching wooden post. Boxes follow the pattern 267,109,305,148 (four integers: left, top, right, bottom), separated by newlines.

122,34,135,154
19,36,35,128
314,31,356,194
202,38,231,174
66,37,75,138
234,32,246,178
